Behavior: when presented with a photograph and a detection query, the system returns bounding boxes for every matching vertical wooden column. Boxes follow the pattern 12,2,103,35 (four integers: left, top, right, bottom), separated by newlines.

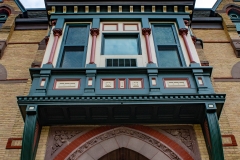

203,104,224,160
179,28,196,63
142,28,153,63
89,28,99,64
47,28,62,64
21,105,41,160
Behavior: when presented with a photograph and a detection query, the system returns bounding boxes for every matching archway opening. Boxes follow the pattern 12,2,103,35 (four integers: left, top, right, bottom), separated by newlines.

99,148,149,160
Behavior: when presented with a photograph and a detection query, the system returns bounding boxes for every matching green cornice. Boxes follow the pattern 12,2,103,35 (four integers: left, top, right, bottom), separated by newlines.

17,94,226,104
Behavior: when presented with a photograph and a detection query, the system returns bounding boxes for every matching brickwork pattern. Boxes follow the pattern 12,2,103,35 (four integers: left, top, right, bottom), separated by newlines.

0,1,47,159
35,126,49,160
9,30,48,43
194,124,210,160
193,30,229,42
214,82,240,160
193,1,240,158
0,83,25,160
0,44,39,79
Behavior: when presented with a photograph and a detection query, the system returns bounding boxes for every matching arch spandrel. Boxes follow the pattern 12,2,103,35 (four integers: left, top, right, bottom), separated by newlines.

52,125,197,160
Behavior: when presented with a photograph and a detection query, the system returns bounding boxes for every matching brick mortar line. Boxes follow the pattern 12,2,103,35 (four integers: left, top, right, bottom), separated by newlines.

203,41,230,43
8,42,40,44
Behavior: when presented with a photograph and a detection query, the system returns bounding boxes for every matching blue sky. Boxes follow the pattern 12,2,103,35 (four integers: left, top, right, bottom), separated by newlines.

20,0,217,9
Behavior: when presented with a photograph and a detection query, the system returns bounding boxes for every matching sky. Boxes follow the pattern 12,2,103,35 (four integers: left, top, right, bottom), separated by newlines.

19,0,218,9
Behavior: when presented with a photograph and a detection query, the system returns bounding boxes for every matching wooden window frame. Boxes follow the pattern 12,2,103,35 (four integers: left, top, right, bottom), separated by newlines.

151,23,186,67
56,23,90,68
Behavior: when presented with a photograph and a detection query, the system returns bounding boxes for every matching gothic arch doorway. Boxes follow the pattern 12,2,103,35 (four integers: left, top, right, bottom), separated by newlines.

54,125,197,160
99,148,149,160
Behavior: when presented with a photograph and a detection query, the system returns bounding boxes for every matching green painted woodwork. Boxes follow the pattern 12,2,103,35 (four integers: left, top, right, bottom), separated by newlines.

176,18,186,29
205,112,224,160
152,24,185,67
92,18,100,28
27,66,216,96
141,18,149,28
50,14,189,21
55,18,65,29
57,24,90,68
21,105,39,160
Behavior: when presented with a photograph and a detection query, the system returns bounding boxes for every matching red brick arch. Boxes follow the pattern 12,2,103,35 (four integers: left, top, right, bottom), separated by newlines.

54,125,194,160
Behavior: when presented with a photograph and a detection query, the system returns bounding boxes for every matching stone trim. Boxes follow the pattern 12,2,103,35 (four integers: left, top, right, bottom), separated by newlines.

53,125,195,160
0,40,7,59
5,138,22,149
222,135,238,147
0,63,7,80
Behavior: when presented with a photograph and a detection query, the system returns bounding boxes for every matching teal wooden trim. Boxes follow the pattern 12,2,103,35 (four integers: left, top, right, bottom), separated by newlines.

212,0,222,12
141,18,149,28
55,18,65,29
206,112,224,160
14,0,27,17
177,18,186,29
50,14,189,20
17,94,226,104
92,18,100,28
151,23,186,67
84,69,96,94
21,105,38,160
56,23,90,68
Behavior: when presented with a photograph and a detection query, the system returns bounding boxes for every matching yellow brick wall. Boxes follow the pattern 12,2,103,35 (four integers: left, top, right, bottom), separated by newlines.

215,82,240,159
10,30,47,43
0,1,47,159
194,125,210,160
35,126,49,160
193,0,240,157
0,83,25,160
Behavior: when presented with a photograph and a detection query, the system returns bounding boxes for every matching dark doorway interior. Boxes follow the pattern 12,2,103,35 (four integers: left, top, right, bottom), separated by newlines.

99,148,149,160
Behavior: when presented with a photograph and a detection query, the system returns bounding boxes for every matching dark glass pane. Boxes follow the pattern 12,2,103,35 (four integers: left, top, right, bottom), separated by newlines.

65,26,87,45
125,59,130,67
113,59,118,67
119,59,124,67
154,26,176,45
61,50,85,68
131,59,136,66
158,49,181,67
106,59,112,67
104,37,138,55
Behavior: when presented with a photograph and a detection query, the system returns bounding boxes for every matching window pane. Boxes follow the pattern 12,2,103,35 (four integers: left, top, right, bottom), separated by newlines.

104,37,139,55
61,50,85,68
154,26,176,45
158,49,181,67
65,26,88,45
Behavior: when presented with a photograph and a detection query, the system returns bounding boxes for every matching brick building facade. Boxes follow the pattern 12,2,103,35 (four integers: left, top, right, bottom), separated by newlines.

0,0,239,160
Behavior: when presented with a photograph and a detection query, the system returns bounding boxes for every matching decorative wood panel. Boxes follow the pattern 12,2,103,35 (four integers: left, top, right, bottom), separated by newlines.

128,79,143,89
123,24,139,31
103,24,118,31
54,79,80,89
163,78,190,88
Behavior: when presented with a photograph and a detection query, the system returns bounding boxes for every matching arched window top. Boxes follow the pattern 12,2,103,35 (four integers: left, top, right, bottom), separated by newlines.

227,7,240,19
